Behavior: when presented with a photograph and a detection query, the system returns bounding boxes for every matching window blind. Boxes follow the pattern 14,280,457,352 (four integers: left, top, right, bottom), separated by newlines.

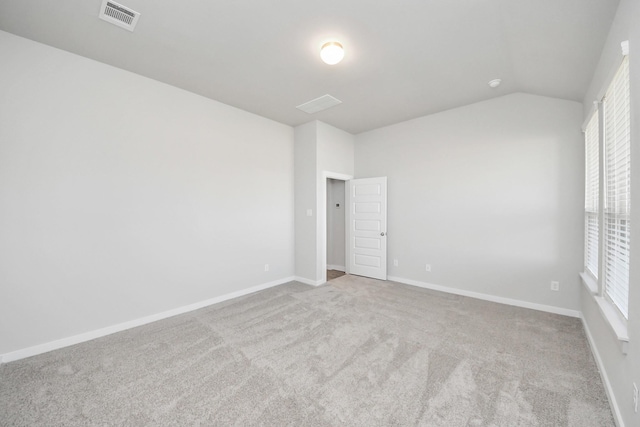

584,112,599,277
603,56,630,318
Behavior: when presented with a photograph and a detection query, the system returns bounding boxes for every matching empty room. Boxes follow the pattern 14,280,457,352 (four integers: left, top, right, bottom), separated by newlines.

1,0,638,426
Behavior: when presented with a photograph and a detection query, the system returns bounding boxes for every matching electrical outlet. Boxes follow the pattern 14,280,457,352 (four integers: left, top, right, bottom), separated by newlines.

550,281,560,291
425,264,431,272
393,259,398,267
633,382,638,413
264,264,270,272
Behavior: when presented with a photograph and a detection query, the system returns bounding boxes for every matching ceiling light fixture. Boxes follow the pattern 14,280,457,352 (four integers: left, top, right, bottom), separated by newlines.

320,41,344,65
488,79,502,88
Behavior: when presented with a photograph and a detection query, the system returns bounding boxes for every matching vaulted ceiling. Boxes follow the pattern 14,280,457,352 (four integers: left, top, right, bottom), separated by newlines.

0,0,619,134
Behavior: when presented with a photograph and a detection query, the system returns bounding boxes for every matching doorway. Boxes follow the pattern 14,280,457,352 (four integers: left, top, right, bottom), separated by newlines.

326,178,346,281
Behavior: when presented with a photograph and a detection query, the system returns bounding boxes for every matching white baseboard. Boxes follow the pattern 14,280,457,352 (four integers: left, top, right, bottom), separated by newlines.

387,276,581,318
327,265,346,272
0,276,296,364
580,314,625,427
294,276,324,287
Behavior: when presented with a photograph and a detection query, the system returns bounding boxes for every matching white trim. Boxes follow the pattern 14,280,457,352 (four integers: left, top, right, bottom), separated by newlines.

582,101,599,132
579,272,629,352
580,314,626,427
327,264,346,272
593,297,629,352
580,271,598,294
322,172,353,181
388,276,581,318
0,276,295,364
621,40,629,56
318,171,352,284
595,42,629,105
294,276,325,286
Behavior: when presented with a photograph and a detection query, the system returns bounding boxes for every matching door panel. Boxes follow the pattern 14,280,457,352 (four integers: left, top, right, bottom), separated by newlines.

347,177,387,280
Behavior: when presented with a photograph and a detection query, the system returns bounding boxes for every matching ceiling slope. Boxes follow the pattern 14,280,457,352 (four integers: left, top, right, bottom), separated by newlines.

0,0,619,133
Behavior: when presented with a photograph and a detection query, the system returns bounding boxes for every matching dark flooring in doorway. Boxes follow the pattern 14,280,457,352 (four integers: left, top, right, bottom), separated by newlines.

327,270,346,281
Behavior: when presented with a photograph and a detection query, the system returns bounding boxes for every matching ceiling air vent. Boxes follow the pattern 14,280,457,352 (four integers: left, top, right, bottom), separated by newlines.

99,0,140,32
296,94,342,114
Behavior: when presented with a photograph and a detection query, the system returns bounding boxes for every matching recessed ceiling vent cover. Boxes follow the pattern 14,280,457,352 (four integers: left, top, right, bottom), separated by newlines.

296,94,342,114
99,0,140,32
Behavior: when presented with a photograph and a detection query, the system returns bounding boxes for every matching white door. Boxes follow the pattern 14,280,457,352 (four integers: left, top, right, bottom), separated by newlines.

347,177,387,280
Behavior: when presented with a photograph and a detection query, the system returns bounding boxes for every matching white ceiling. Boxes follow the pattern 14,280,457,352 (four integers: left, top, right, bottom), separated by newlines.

0,0,619,134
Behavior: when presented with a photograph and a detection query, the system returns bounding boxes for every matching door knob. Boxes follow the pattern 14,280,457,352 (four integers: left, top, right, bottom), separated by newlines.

380,232,386,236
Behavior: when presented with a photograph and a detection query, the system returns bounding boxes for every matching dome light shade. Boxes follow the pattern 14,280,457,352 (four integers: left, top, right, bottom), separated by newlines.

321,41,344,65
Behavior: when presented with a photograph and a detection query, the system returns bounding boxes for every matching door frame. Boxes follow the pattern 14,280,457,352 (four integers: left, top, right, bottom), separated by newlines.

319,171,353,284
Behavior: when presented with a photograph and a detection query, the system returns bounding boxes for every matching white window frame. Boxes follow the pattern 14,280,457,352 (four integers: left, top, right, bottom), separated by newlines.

602,55,631,319
584,111,599,280
580,42,630,353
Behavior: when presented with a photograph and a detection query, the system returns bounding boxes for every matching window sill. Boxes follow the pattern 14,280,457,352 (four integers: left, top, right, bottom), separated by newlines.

580,272,598,294
580,272,629,354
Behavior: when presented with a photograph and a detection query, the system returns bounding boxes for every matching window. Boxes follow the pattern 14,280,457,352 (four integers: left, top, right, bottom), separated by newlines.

602,55,631,318
584,53,631,319
584,112,599,278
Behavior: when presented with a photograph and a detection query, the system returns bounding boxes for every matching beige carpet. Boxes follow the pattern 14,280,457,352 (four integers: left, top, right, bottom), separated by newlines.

0,275,614,426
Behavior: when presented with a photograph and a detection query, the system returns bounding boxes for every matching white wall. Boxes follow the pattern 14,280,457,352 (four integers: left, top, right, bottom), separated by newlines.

580,1,640,426
327,179,346,270
294,120,354,284
315,122,354,281
0,31,295,356
356,93,584,312
317,122,355,178
294,122,318,282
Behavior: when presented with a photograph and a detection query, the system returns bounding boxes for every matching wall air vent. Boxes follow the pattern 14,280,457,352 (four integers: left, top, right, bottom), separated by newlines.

296,94,342,114
99,0,140,32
